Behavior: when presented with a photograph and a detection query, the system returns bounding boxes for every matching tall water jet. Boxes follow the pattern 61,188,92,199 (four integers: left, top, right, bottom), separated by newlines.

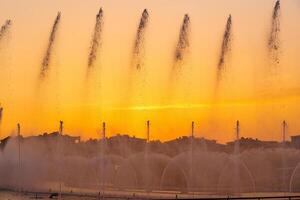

132,9,149,70
173,14,190,71
39,12,61,80
166,14,190,102
268,0,281,66
0,20,11,41
87,8,104,72
216,15,232,86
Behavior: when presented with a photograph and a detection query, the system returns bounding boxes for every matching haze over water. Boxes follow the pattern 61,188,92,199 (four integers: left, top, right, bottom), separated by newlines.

0,0,300,142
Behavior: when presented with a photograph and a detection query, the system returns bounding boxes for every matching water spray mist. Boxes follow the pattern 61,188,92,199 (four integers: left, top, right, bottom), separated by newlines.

216,15,232,84
88,8,104,70
268,0,281,65
39,12,61,80
132,9,149,70
0,20,11,41
173,14,190,69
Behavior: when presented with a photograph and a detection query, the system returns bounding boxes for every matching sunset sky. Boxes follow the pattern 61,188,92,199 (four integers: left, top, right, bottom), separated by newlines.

0,0,300,142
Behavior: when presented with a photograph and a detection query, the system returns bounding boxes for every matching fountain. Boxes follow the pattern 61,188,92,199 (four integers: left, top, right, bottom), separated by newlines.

173,14,190,73
0,120,299,197
132,9,149,70
39,12,61,81
217,121,256,195
215,14,232,93
1,1,300,198
268,0,281,66
0,20,11,41
87,8,104,72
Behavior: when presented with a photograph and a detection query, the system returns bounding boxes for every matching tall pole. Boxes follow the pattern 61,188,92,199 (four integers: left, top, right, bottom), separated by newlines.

0,107,2,144
17,123,20,167
234,120,240,155
191,121,195,152
146,120,150,192
234,120,240,194
190,121,195,192
101,122,106,193
282,120,287,144
102,122,106,141
146,120,150,143
281,120,287,191
191,121,194,138
59,120,63,135
236,120,240,141
58,120,63,200
0,107,3,125
17,123,21,193
190,121,195,158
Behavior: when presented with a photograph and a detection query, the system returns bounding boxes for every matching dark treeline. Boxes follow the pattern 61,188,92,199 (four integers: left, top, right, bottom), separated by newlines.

1,132,297,157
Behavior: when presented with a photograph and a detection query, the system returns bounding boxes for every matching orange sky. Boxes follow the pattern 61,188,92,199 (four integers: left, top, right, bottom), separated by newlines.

0,0,300,143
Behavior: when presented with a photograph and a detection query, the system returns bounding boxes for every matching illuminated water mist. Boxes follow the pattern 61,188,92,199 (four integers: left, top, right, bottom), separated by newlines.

268,0,281,66
132,9,149,70
173,14,190,70
39,12,61,80
1,2,300,197
1,132,300,195
0,20,12,41
87,8,104,71
216,15,232,85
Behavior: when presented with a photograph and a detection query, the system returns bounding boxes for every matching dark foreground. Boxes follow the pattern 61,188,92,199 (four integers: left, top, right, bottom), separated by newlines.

1,189,300,200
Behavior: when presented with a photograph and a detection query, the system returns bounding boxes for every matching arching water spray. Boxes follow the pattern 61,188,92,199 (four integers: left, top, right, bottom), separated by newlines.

165,14,190,102
216,15,232,85
173,14,190,70
39,12,61,80
132,9,149,70
0,20,11,41
268,0,281,66
87,8,104,71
